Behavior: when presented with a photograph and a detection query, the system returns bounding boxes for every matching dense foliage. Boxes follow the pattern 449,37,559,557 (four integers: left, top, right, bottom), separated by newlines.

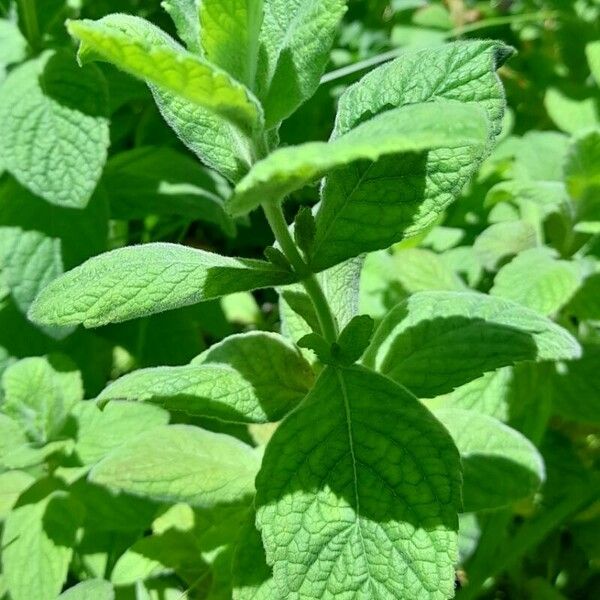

0,1,599,599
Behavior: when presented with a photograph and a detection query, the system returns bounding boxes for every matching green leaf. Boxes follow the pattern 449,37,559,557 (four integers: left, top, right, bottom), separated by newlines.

334,314,374,365
491,248,583,316
1,491,83,600
103,147,235,235
544,88,599,135
28,243,296,328
433,408,545,512
473,221,537,270
363,291,581,398
256,365,461,599
0,228,64,321
564,129,600,207
311,41,512,271
199,0,263,89
58,580,114,600
256,0,347,127
98,332,314,423
72,400,169,465
0,19,27,68
586,40,600,85
565,272,600,321
232,520,275,600
67,14,263,132
152,88,255,183
162,0,201,52
512,131,569,183
279,257,363,350
0,471,35,520
0,51,109,209
391,248,465,293
90,424,260,506
552,344,600,424
1,355,83,444
228,100,489,217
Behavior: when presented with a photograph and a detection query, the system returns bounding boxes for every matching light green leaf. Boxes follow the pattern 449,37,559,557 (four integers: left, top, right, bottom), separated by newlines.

232,520,275,600
256,365,461,599
98,332,314,423
512,131,569,182
564,129,600,207
152,88,255,183
312,41,512,271
29,242,296,328
280,257,363,351
0,19,27,67
199,0,263,89
491,248,583,315
67,14,263,132
363,291,581,398
90,424,260,506
256,0,347,127
565,272,600,321
162,0,201,52
0,51,109,209
544,88,599,135
1,440,74,471
0,228,63,317
473,221,537,270
228,101,489,217
433,408,545,512
58,580,114,600
586,40,600,85
0,416,27,461
1,491,83,600
391,248,465,293
73,400,169,465
103,147,234,235
1,356,83,444
485,180,570,221
440,246,483,288
0,471,35,520
552,344,600,424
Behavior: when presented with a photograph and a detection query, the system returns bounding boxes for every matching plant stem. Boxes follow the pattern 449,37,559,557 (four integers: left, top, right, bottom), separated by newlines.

262,201,338,343
17,0,40,51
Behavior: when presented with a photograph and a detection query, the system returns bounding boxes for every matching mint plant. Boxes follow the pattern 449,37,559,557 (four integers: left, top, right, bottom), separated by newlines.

0,0,597,599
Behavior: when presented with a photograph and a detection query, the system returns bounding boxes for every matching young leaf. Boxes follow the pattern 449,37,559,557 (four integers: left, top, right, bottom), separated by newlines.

0,414,28,464
256,0,347,127
67,14,263,132
72,400,169,465
1,491,83,600
433,408,545,512
90,424,260,506
491,248,583,315
103,146,235,235
1,356,83,444
58,580,114,600
256,365,461,599
162,0,201,52
564,128,600,206
199,0,264,89
28,243,296,328
311,41,512,271
0,51,109,209
280,257,363,349
363,291,581,398
98,332,314,423
228,100,489,216
334,314,374,365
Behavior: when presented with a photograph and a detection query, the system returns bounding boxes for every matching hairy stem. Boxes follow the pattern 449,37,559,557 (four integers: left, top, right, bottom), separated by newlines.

262,201,338,343
17,0,40,51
